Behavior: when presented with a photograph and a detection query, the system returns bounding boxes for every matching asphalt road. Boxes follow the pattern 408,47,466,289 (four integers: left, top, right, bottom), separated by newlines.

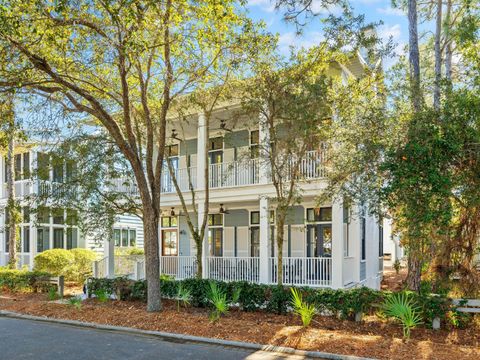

0,317,311,360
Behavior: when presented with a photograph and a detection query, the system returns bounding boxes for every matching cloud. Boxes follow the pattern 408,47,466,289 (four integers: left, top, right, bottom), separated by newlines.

376,6,405,16
378,23,402,41
247,0,276,13
278,31,325,53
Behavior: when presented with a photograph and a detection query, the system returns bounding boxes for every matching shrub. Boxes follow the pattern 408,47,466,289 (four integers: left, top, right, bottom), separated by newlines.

382,292,423,339
34,249,74,277
68,249,98,283
47,286,59,301
0,268,52,292
265,285,290,314
207,281,228,321
176,284,191,311
67,296,83,310
94,288,109,303
290,287,316,327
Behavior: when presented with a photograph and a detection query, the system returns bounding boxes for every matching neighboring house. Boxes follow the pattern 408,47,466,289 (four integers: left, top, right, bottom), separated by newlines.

382,217,404,267
104,55,387,290
0,145,143,269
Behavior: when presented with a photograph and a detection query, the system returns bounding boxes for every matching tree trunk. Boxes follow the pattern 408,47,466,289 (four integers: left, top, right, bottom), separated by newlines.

408,0,422,112
196,235,203,279
7,132,16,270
406,253,422,291
433,0,443,110
143,207,161,312
444,0,453,82
276,215,285,286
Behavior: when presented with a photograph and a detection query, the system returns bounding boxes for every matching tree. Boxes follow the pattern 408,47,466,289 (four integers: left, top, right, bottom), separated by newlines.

240,45,337,285
0,0,264,311
0,92,21,269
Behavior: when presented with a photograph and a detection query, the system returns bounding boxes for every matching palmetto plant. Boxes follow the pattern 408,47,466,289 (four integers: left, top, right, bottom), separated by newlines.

207,281,228,322
94,288,109,303
290,287,316,327
382,292,423,339
176,284,191,312
67,296,82,310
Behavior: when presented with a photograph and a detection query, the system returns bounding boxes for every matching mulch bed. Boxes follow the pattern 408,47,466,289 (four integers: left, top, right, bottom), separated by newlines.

0,291,479,360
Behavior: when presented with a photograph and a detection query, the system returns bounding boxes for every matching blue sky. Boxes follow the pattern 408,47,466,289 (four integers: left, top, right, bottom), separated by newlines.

246,0,431,68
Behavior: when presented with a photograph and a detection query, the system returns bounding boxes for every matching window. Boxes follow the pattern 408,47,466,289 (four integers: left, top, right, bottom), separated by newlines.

250,211,260,225
67,228,78,249
113,228,137,247
53,228,64,249
52,156,64,183
113,229,121,247
4,228,8,252
37,227,50,253
208,214,223,226
66,160,76,181
209,137,223,151
250,130,259,158
52,208,64,224
23,152,30,178
161,216,178,228
343,206,350,257
361,208,366,261
250,227,260,257
208,213,223,256
121,229,129,247
66,209,78,226
14,154,21,180
162,230,178,256
166,144,179,157
307,207,332,222
23,227,30,253
379,219,384,257
37,206,50,224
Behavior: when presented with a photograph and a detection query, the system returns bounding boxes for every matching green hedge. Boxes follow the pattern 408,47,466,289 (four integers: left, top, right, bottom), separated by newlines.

0,267,52,292
34,249,97,283
87,277,459,325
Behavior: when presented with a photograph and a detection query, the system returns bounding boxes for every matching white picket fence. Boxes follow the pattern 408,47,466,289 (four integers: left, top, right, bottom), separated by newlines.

268,257,332,287
92,256,109,279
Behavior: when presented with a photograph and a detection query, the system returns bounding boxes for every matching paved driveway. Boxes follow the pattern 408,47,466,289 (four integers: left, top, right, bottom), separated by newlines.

0,317,311,360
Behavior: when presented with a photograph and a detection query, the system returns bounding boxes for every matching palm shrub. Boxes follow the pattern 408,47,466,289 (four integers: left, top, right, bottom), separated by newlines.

176,284,191,311
67,296,83,310
207,281,228,321
290,287,316,327
47,286,59,301
382,292,423,339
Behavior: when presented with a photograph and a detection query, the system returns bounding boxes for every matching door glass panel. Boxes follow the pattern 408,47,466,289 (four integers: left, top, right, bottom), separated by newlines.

162,230,178,256
250,227,259,257
321,225,332,256
208,228,223,256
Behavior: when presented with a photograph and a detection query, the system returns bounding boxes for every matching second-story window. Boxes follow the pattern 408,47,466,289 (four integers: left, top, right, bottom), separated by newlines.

250,130,259,158
37,152,49,181
208,137,223,164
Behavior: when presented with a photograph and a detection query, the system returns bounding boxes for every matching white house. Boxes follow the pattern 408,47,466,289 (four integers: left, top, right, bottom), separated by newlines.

0,145,144,269
98,55,387,290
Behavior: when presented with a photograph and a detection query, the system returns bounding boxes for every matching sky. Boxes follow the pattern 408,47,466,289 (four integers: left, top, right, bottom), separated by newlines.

246,0,432,69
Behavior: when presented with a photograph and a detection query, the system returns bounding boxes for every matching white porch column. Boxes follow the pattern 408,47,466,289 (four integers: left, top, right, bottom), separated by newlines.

259,196,269,284
104,235,115,278
258,111,270,185
198,201,209,279
29,151,37,270
197,112,207,191
331,199,344,289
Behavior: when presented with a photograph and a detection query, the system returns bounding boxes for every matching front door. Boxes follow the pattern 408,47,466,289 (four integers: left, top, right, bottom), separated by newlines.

306,224,332,257
162,229,178,256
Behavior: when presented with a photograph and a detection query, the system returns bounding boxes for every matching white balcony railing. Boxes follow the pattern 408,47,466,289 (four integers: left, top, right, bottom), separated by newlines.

2,179,32,199
159,256,197,279
161,167,197,193
206,256,260,283
209,159,260,188
108,178,140,197
108,149,326,196
268,257,332,287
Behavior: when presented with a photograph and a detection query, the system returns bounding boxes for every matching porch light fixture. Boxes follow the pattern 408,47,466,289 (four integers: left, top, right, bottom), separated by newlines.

170,129,181,141
170,207,175,216
219,204,229,214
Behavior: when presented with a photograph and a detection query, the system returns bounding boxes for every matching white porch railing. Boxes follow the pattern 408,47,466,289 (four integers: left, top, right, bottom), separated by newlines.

268,257,332,287
209,159,260,188
159,256,197,279
92,257,109,278
206,257,260,283
299,150,327,179
2,180,32,199
108,178,140,197
161,167,197,193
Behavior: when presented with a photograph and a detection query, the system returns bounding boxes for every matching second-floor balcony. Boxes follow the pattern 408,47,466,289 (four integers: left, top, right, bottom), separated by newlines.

109,150,326,197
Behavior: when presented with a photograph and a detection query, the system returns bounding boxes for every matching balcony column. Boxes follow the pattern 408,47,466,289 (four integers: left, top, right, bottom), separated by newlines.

331,198,344,289
196,112,207,191
258,110,270,185
198,201,209,279
259,196,269,284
